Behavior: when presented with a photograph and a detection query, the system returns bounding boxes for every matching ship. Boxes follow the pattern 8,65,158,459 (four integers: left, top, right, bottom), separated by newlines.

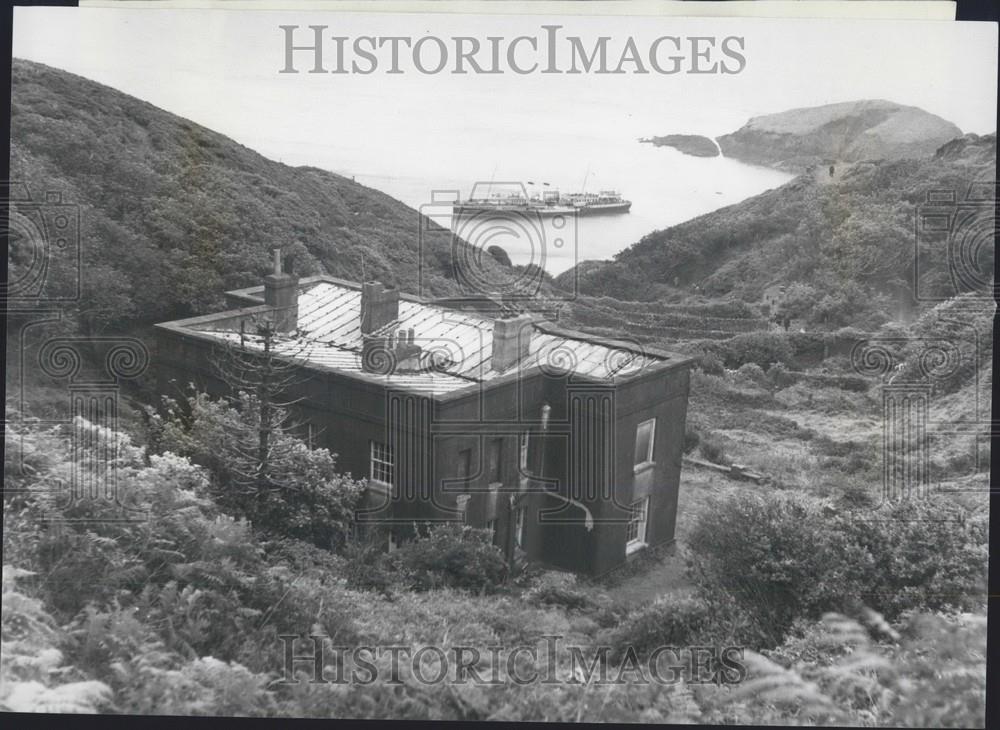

453,183,631,217
563,190,633,215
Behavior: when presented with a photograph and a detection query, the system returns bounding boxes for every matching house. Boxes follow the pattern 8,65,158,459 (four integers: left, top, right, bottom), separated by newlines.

154,251,694,576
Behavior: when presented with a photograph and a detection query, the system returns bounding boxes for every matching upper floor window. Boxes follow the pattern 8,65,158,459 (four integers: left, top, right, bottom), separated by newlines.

487,438,503,484
634,418,656,469
458,447,473,478
370,440,394,486
519,431,530,474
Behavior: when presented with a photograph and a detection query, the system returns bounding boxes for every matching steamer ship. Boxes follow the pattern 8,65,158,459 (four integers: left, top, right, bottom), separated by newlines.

453,183,631,217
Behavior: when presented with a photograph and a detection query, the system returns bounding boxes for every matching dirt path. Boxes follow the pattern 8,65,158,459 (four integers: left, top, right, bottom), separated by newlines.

602,467,770,608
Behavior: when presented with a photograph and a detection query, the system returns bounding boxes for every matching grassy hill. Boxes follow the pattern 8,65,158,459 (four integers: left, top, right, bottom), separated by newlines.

717,99,964,171
559,132,995,328
9,58,507,333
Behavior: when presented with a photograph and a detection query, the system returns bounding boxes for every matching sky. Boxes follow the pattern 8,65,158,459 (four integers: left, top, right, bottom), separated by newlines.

11,8,998,182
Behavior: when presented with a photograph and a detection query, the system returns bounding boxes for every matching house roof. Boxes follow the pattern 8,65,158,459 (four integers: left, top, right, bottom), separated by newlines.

160,276,689,397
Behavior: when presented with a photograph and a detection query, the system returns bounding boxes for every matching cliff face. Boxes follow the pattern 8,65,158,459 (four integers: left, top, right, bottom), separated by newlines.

716,100,963,171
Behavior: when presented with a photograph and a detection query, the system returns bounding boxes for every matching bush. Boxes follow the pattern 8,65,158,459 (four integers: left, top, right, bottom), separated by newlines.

526,572,597,611
683,424,702,455
150,392,365,549
735,362,768,387
609,595,711,660
696,351,725,376
686,491,989,647
392,523,509,594
766,362,798,388
720,332,794,369
698,436,727,465
342,533,398,595
829,498,988,621
686,493,838,646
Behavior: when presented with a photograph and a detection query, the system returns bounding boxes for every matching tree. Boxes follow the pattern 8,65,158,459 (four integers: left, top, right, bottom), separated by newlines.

150,318,364,548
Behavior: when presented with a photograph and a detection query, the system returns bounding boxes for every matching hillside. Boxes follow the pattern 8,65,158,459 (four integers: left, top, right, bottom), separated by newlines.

559,132,995,325
716,100,963,171
8,58,507,332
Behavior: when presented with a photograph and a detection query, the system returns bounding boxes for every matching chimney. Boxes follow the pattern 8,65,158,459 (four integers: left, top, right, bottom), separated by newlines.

362,327,423,375
492,313,534,372
360,281,400,334
264,247,299,333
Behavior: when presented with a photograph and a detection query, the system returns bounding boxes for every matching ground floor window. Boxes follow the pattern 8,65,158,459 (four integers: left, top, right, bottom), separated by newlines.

625,497,649,552
514,507,526,548
485,518,497,541
370,440,394,487
456,494,471,522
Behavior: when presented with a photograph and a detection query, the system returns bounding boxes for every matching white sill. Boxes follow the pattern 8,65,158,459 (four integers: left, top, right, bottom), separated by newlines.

633,461,655,475
368,480,391,492
626,541,647,556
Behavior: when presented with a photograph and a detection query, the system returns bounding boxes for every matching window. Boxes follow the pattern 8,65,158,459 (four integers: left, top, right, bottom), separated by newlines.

456,494,471,522
306,422,317,448
387,531,398,554
519,432,530,473
514,507,526,548
457,448,472,482
634,418,656,469
487,438,503,484
625,497,649,552
370,440,394,486
485,519,497,540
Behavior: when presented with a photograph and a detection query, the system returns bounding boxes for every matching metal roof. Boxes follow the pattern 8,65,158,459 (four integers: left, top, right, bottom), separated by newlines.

190,280,668,396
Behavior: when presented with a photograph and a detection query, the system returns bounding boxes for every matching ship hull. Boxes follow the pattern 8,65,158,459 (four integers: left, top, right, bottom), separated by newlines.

452,204,576,217
453,201,631,217
574,202,632,216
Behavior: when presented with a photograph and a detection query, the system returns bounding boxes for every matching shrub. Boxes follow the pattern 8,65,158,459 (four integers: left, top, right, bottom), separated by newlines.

392,523,509,594
686,491,989,647
341,534,398,595
696,351,725,376
698,436,727,465
685,493,845,646
683,424,702,455
609,595,711,660
735,362,767,387
766,362,798,388
829,498,988,621
720,332,794,369
151,392,365,549
526,572,597,611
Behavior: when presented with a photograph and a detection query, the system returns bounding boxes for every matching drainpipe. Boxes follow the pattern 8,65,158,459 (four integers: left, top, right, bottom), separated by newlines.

536,402,594,531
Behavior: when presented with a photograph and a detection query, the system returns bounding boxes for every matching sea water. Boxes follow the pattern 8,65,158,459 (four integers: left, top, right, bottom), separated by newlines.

352,133,792,276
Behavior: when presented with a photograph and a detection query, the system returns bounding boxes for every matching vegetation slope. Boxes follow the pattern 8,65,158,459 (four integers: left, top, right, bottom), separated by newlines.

9,58,508,334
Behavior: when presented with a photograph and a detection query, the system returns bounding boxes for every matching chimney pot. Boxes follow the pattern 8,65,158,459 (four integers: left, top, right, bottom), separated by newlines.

360,280,400,334
492,314,534,372
264,247,298,333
